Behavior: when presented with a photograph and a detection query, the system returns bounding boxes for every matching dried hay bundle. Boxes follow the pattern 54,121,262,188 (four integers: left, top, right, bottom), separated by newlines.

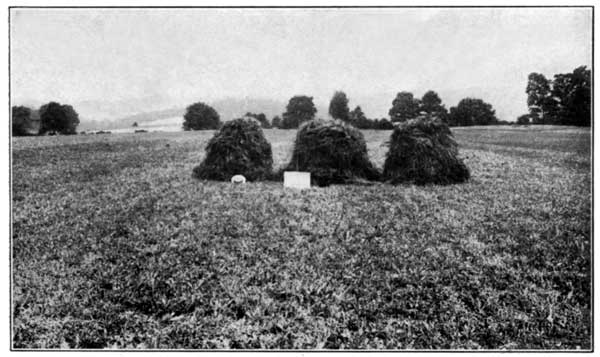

284,119,380,186
383,116,470,185
193,117,273,181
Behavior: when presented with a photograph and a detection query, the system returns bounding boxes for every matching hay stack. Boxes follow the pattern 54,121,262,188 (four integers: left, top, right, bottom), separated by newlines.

193,118,273,181
383,116,469,185
283,119,380,186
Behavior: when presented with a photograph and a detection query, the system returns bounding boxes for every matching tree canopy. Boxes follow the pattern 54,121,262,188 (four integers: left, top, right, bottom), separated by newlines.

183,102,221,130
516,114,531,125
389,92,421,122
39,102,80,135
420,90,448,119
525,66,590,126
281,96,317,129
271,115,282,129
12,106,32,136
245,112,271,128
447,98,498,126
328,91,350,123
349,106,372,129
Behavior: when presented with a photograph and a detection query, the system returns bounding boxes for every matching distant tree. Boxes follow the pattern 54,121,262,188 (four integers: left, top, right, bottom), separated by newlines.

448,98,498,126
12,106,32,136
39,102,80,135
373,118,394,130
526,73,556,124
389,92,420,122
420,90,448,118
349,106,372,129
271,115,282,129
281,95,317,129
328,91,350,123
552,66,591,126
245,112,271,128
183,102,220,130
516,114,531,125
132,122,138,127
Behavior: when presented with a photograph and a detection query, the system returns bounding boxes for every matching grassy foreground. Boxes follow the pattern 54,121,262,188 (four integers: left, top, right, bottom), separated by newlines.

12,126,591,349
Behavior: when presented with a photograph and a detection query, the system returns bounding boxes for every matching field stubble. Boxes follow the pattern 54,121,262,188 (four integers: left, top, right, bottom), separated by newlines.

12,126,591,349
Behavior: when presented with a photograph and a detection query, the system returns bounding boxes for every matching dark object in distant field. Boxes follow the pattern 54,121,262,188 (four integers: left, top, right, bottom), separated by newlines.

283,119,380,186
383,116,469,185
95,130,112,135
193,118,273,181
135,129,148,133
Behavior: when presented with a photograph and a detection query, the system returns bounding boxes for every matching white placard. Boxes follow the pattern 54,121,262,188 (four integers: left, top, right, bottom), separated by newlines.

284,171,311,189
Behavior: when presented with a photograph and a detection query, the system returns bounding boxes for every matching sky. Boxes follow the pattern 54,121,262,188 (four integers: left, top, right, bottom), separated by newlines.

10,7,592,121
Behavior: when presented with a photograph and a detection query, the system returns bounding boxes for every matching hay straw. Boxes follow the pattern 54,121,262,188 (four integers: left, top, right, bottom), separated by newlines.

383,116,470,185
283,119,380,186
193,118,273,181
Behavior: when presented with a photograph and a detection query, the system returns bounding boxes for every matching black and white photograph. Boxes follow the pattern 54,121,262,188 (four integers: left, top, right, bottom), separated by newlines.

8,4,593,350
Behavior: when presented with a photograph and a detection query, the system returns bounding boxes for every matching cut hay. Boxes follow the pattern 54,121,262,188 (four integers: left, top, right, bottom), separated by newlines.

383,116,470,185
283,119,380,186
193,117,273,181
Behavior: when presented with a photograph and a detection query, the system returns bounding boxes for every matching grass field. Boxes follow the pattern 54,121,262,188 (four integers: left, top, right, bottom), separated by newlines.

12,125,591,349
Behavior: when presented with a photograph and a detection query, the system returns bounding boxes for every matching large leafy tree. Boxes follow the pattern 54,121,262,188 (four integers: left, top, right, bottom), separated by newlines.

281,95,317,129
526,66,591,126
526,73,556,124
12,106,32,136
552,66,591,126
39,102,80,135
183,102,221,130
389,92,420,122
328,91,350,123
420,90,448,119
448,98,498,126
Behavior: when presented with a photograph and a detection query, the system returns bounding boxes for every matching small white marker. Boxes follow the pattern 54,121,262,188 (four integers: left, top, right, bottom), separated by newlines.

284,171,311,189
231,174,246,184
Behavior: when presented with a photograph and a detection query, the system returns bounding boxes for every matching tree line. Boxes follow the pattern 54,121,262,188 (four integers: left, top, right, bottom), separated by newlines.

12,102,79,136
183,91,501,130
520,66,591,126
13,65,590,135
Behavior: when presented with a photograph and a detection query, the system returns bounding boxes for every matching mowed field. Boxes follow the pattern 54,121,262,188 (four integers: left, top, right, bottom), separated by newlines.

12,126,591,349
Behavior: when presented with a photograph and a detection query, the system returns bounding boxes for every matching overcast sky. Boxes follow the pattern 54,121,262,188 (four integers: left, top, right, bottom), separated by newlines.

10,7,592,121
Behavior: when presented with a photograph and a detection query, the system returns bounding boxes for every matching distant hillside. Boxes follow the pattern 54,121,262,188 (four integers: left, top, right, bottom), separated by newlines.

84,97,320,130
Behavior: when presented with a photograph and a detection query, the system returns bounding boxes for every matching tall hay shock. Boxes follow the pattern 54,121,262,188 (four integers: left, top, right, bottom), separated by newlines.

283,119,380,186
193,118,273,181
383,116,470,185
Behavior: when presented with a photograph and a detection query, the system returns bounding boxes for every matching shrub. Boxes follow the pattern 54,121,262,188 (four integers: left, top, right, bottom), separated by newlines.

193,118,273,181
183,102,221,130
383,116,469,185
283,119,380,186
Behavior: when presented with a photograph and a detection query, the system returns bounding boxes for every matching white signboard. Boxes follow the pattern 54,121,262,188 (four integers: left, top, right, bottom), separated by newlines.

284,171,311,189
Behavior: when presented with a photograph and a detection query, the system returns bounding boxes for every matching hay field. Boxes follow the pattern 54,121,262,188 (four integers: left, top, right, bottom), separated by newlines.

12,126,591,349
